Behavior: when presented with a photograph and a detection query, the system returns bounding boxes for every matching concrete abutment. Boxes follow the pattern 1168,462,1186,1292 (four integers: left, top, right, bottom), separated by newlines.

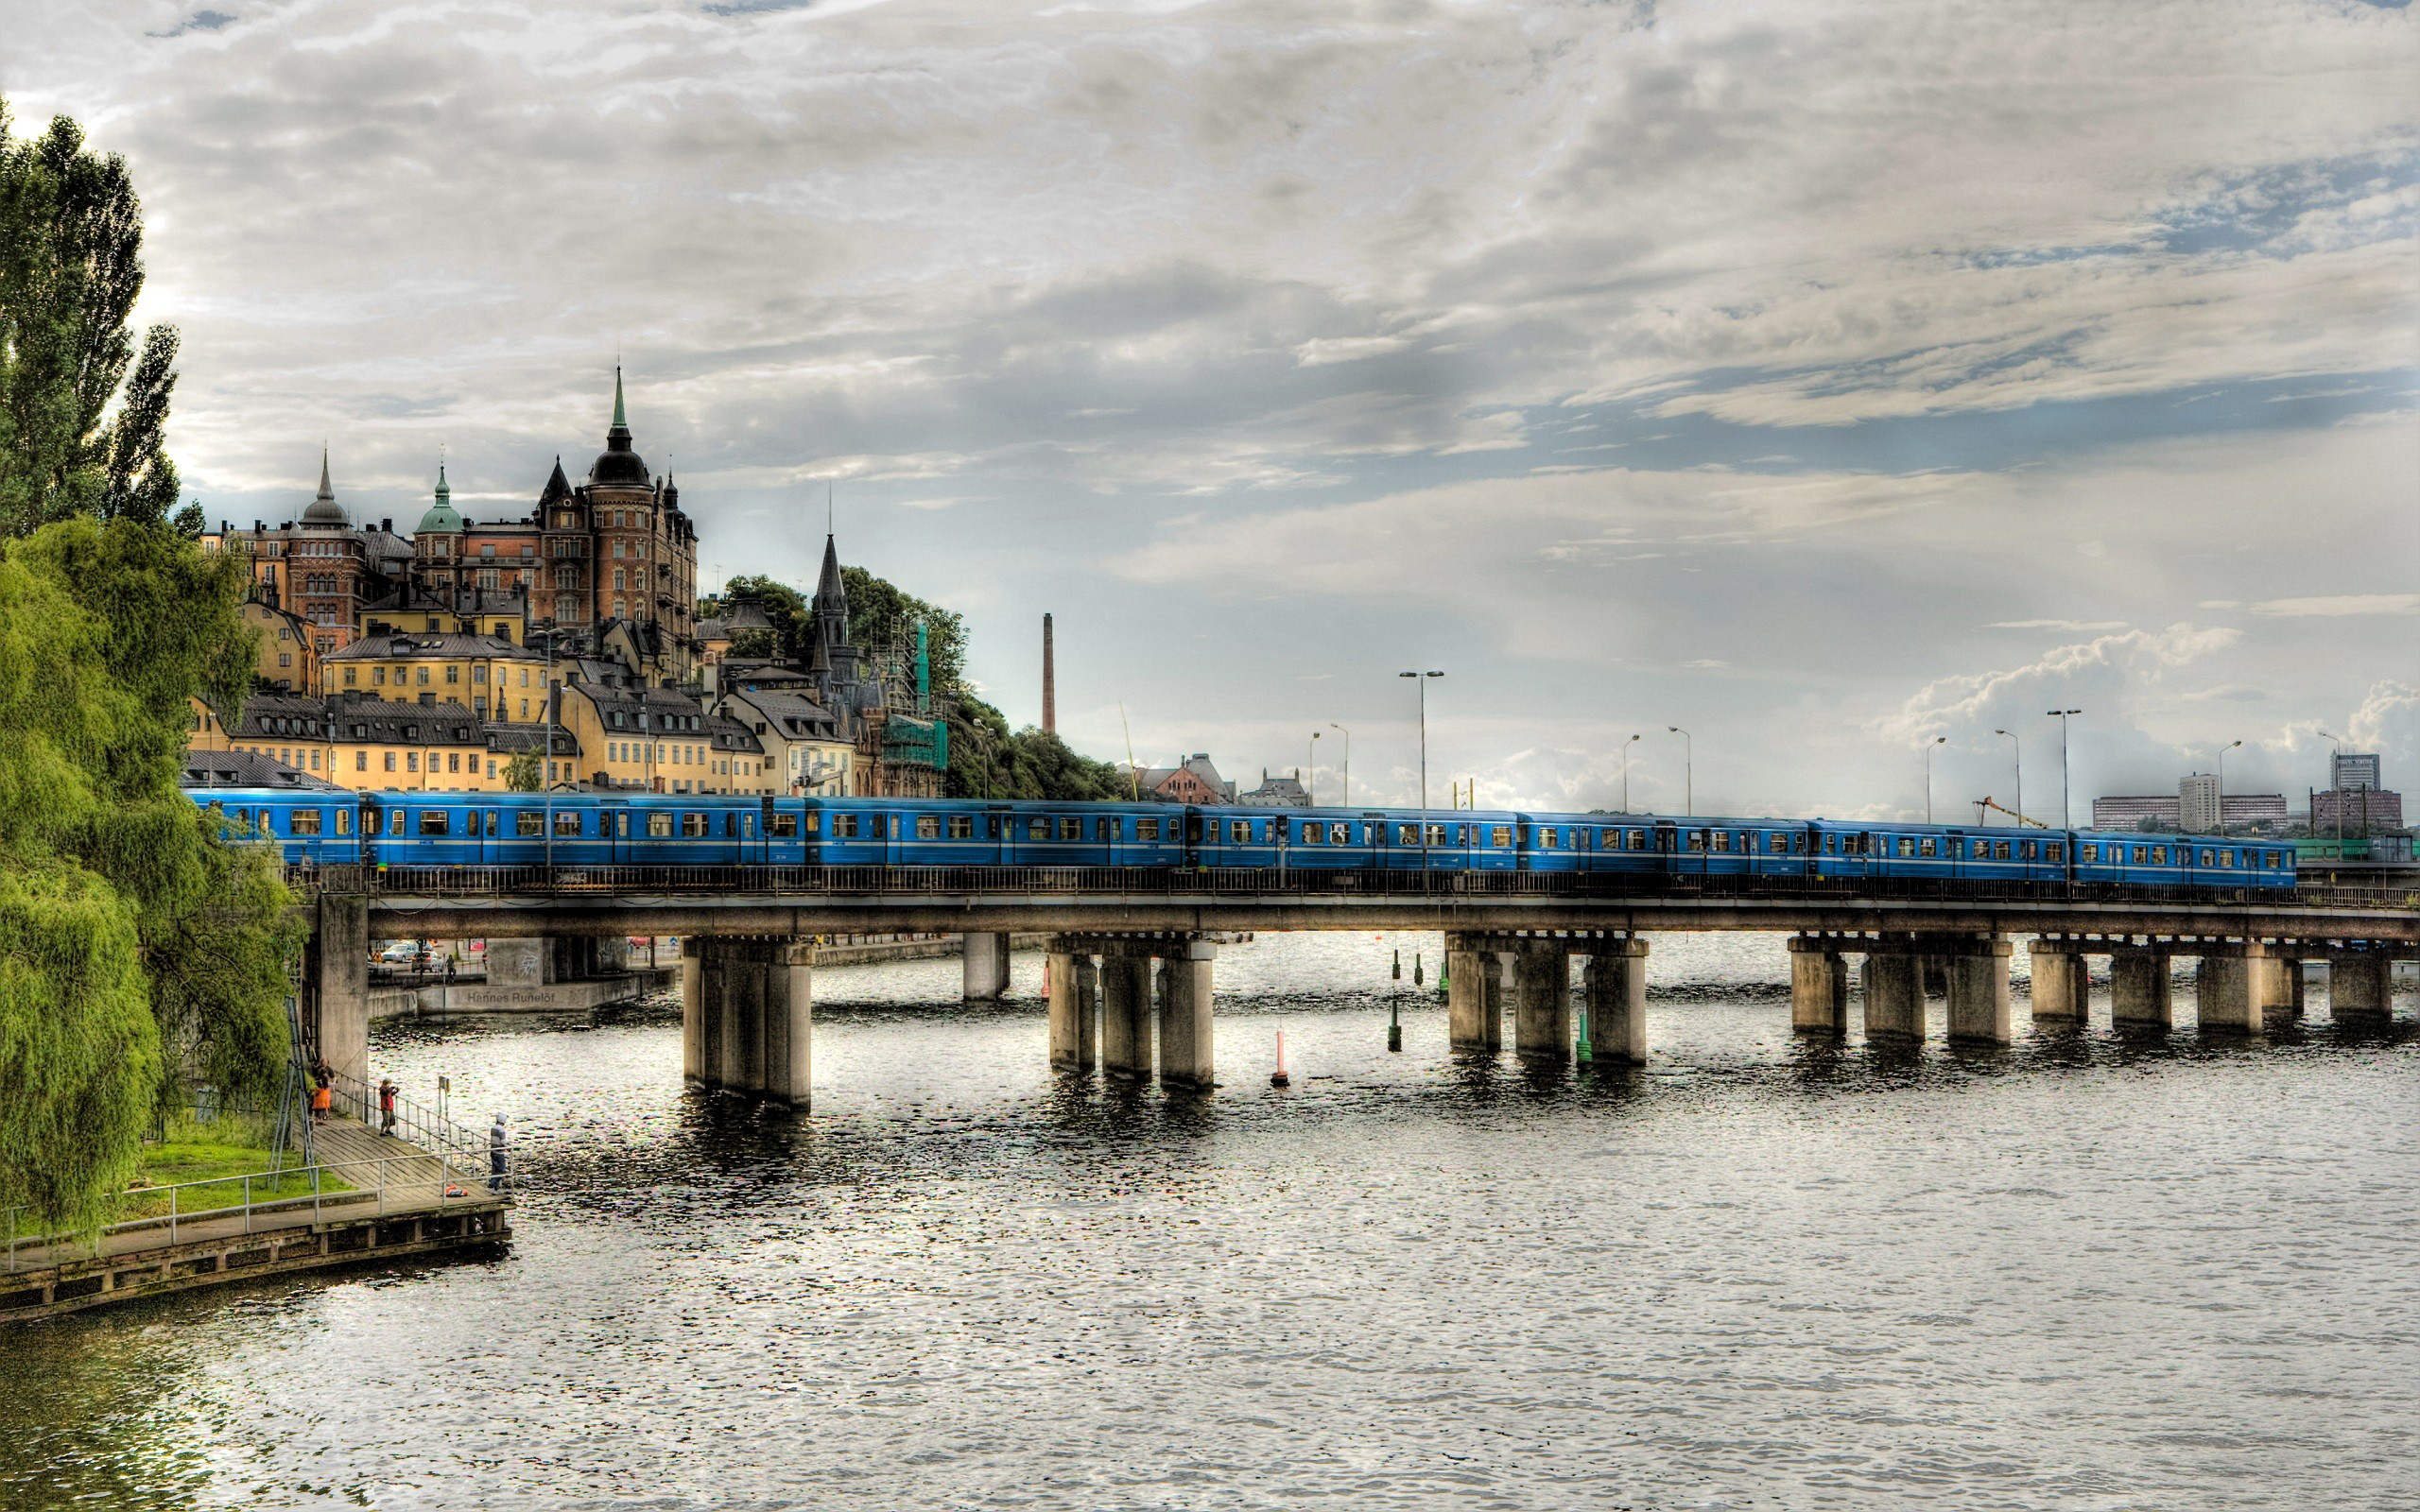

682,937,813,1108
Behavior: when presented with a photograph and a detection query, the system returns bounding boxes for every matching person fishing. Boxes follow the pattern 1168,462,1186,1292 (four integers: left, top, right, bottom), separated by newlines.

489,1113,510,1193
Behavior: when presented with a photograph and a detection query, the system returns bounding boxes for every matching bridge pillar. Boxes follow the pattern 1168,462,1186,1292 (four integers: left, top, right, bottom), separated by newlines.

1788,936,1848,1033
1444,931,1503,1053
2110,944,2173,1026
1155,939,1216,1089
1099,944,1153,1081
1512,943,1571,1060
1046,941,1098,1072
685,939,812,1107
1860,947,1924,1040
961,932,1010,1003
484,937,554,987
2026,938,2091,1022
1944,937,2014,1044
1583,938,1650,1064
2193,941,2284,1034
305,893,371,1087
2280,955,2309,1019
2326,948,2393,1021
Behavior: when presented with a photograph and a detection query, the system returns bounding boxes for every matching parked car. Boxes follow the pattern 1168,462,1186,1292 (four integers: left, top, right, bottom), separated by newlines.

377,941,424,966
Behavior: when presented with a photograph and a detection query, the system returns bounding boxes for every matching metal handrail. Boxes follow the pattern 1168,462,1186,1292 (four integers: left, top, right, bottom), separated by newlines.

4,1148,511,1274
318,1068,493,1166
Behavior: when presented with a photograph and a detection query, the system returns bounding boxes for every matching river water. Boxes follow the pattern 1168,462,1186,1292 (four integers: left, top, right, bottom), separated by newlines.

4,932,2415,1511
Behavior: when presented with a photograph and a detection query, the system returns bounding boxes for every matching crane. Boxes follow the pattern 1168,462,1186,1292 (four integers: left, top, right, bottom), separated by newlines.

1969,796,2049,829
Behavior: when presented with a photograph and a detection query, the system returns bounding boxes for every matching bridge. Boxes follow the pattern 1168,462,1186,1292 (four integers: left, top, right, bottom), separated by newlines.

299,867,2420,1109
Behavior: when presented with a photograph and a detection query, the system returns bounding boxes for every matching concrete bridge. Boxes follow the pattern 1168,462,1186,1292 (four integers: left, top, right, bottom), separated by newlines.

301,868,2420,1109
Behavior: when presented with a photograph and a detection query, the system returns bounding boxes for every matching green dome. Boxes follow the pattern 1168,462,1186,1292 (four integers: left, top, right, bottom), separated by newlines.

417,462,463,534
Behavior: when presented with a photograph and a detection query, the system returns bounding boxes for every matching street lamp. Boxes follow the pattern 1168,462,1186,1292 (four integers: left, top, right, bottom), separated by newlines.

2318,728,2344,849
1924,735,1946,824
1621,733,1641,813
1400,671,1443,868
2047,708,2082,830
1667,726,1691,816
1992,729,2020,829
2214,739,2242,833
1308,730,1321,808
1330,723,1350,809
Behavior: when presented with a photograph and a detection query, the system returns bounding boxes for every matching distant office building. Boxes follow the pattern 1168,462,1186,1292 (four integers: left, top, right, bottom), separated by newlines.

2310,786,2403,834
2090,795,2179,830
2333,752,2381,791
2221,793,2287,829
1236,769,1311,807
2178,773,2220,833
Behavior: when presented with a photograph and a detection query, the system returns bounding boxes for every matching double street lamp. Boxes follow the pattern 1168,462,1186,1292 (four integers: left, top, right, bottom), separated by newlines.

1924,735,1946,823
1667,726,1691,816
2048,708,2082,829
1400,671,1443,866
2214,738,2242,833
1992,728,2020,828
1621,732,1641,813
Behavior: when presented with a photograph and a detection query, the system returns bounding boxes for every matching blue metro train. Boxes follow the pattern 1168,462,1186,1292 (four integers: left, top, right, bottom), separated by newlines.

187,788,2300,894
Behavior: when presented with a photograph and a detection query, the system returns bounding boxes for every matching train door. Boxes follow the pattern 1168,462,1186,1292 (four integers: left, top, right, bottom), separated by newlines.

1184,811,1206,868
477,804,502,866
599,799,631,864
1654,821,1680,878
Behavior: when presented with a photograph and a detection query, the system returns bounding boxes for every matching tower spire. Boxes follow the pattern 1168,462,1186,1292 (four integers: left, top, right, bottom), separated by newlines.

316,447,333,503
611,365,629,436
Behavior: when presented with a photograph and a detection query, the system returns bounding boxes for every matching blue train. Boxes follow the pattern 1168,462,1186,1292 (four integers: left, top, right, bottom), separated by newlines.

187,788,2300,894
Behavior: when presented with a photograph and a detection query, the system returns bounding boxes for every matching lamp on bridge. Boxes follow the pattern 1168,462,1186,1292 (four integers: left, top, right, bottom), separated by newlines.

1621,732,1640,814
1925,735,1946,823
1992,728,2021,828
2048,708,2083,829
1400,670,1443,864
1668,726,1691,816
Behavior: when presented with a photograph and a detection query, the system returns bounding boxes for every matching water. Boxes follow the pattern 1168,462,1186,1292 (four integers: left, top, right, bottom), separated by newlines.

5,933,2415,1511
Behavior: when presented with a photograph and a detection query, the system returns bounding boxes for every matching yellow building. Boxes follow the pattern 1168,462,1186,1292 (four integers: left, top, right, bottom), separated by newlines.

325,630,550,725
188,694,581,792
244,599,323,696
556,673,771,794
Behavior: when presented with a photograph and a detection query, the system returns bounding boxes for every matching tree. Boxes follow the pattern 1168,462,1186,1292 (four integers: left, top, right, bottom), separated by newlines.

0,99,183,536
721,575,809,664
841,565,966,696
946,694,1128,801
503,749,542,791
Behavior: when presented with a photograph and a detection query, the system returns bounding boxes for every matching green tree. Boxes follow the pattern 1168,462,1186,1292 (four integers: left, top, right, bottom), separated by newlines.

503,749,542,791
0,99,183,536
721,575,809,664
840,565,966,696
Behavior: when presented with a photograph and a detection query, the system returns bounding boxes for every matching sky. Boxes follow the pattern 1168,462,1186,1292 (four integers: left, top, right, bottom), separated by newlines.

5,0,2415,820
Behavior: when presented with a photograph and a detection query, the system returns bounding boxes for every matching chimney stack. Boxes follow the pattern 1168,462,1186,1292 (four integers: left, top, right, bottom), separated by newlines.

1042,612,1056,734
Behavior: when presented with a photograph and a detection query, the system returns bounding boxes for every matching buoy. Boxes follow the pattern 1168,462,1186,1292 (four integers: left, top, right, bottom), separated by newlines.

1414,952,1426,988
1388,999,1403,1053
1270,1028,1291,1087
1392,948,1402,982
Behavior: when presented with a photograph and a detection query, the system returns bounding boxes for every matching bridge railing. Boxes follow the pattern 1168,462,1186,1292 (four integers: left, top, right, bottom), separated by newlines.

285,862,2418,913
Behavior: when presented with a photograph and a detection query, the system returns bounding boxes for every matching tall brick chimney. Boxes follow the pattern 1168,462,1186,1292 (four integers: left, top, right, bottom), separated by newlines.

1042,613,1056,734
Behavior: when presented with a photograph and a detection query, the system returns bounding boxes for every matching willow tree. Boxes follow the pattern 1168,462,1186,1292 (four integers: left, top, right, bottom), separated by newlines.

0,98,296,1228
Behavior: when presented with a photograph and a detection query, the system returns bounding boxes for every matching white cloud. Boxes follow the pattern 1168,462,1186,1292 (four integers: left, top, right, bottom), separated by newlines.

2250,593,2420,617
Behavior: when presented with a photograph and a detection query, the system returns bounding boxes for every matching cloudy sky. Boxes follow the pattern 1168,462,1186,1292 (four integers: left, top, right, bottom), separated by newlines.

9,0,2416,818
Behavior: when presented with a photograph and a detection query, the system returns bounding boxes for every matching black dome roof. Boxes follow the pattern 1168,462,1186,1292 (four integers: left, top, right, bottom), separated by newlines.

588,367,650,486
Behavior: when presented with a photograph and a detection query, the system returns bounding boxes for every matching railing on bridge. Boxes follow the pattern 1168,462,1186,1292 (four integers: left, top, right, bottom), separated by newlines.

291,863,2420,912
318,1066,503,1174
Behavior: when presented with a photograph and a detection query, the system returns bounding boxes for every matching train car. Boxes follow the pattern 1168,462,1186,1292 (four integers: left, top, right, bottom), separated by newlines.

1192,807,1289,868
1568,816,1662,878
189,787,365,867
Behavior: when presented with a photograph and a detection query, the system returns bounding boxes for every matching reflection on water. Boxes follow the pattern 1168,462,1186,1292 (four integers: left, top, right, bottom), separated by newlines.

2,933,2413,1511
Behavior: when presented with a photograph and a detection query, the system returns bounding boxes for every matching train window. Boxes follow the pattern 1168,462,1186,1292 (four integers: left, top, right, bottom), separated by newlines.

2132,846,2148,864
1918,837,1936,857
1396,824,1417,845
1686,832,1705,851
2045,842,2064,862
555,812,580,836
1537,826,1557,848
1628,830,1646,850
804,812,822,834
1047,817,1074,841
1889,837,1909,857
1097,817,1115,840
728,815,740,837
1994,841,2012,860
916,816,942,840
1133,817,1158,841
868,816,889,839
770,814,798,838
2199,848,2215,866
834,814,859,838
683,814,708,838
292,809,322,835
389,809,406,836
2018,841,2035,860
1490,825,1512,848
2219,850,2234,868
948,816,974,840
517,812,542,836
335,809,352,836
419,811,448,835
1713,832,1733,853
1026,818,1046,840
1769,833,1788,853
1328,822,1348,844
648,813,673,837
1299,822,1323,845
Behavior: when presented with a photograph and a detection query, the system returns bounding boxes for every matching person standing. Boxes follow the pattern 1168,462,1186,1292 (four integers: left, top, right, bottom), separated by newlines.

377,1077,398,1136
489,1113,510,1193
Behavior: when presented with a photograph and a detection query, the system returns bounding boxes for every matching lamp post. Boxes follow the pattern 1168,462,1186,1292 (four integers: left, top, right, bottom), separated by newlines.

2318,728,2344,849
1400,670,1443,868
1308,730,1320,808
1667,726,1691,816
543,627,557,877
1330,723,1350,809
2048,708,2081,830
1992,729,2020,828
1621,732,1641,813
1924,735,1946,824
2215,738,2241,833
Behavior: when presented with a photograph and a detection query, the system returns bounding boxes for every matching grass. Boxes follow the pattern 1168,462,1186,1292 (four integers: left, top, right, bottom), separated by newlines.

112,1111,354,1224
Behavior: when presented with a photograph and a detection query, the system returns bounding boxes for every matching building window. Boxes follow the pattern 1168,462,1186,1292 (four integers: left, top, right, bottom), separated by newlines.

406,752,418,772
417,667,430,685
446,665,459,683
372,667,386,685
384,751,396,771
355,751,368,770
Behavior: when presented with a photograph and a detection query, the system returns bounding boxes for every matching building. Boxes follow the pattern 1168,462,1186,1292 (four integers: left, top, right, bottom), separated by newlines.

188,691,584,792
1125,754,1236,805
181,748,343,791
2178,773,2220,833
201,454,414,655
2333,752,2382,791
243,598,322,696
325,630,548,724
2090,795,2179,831
554,666,766,794
716,682,856,795
1236,769,1310,807
2310,786,2404,834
